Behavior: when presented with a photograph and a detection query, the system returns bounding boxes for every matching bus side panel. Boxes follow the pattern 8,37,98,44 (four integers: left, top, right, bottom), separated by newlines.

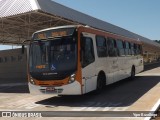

134,56,144,74
82,66,97,93
114,57,130,82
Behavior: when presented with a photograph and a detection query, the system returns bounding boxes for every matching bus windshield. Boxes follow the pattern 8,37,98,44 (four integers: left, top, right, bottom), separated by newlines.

29,36,77,80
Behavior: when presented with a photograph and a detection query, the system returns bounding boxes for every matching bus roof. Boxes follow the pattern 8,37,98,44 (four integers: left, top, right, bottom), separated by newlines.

33,25,141,44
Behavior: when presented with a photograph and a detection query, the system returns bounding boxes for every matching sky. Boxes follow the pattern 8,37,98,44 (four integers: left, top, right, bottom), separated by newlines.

1,0,160,50
53,0,160,40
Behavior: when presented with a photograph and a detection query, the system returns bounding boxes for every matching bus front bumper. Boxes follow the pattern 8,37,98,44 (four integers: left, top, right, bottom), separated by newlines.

28,81,82,95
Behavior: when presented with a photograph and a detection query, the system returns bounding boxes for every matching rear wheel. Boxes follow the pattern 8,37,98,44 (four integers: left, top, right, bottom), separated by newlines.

130,66,135,80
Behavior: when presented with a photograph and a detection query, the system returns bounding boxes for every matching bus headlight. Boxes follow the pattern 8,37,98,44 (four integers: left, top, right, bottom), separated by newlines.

68,74,76,84
30,77,35,85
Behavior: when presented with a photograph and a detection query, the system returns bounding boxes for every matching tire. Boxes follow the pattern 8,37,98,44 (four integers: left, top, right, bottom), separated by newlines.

95,73,106,94
130,66,135,80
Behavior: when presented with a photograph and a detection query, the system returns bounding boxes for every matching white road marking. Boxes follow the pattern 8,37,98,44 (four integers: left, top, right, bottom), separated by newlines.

18,102,40,109
85,102,104,111
72,102,95,111
72,102,127,111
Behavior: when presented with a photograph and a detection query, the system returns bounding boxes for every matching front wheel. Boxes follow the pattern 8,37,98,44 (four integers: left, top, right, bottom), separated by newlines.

95,74,106,94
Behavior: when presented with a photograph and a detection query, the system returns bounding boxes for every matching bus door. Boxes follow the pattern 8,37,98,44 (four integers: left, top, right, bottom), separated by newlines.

81,32,97,93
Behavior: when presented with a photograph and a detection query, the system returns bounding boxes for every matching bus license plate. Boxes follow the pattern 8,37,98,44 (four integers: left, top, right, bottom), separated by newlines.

46,87,55,92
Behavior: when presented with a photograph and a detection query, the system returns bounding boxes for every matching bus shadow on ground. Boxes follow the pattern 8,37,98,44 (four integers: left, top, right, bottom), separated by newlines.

36,76,160,107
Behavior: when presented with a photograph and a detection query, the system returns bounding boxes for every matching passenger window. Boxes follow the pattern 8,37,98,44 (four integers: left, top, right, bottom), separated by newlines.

137,45,142,55
107,38,117,57
96,36,108,57
117,40,125,56
134,44,138,55
125,42,131,55
131,43,135,55
81,37,95,68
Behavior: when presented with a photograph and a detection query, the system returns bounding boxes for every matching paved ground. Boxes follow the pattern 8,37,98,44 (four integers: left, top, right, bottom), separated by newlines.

0,63,160,120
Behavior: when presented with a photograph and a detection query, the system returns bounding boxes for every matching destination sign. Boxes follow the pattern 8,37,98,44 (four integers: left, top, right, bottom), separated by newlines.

51,31,67,37
33,28,75,40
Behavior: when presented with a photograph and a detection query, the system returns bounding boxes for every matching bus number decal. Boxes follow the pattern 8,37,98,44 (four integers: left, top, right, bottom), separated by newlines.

36,65,46,69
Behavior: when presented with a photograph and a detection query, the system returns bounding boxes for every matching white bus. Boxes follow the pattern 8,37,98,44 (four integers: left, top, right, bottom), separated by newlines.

28,25,144,95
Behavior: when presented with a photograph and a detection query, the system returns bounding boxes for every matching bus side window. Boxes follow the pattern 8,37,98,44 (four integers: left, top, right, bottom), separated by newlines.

117,40,125,56
81,37,95,68
137,44,142,55
134,44,138,55
107,38,117,57
131,43,135,55
96,36,108,57
125,42,131,55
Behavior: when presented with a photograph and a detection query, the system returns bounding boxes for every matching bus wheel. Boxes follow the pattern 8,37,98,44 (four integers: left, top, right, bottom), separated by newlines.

130,66,135,80
95,73,106,94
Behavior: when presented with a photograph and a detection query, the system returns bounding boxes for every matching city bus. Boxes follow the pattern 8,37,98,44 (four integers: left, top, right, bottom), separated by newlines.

28,25,144,95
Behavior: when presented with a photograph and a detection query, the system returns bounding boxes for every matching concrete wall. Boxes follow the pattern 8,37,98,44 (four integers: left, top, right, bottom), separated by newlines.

0,48,27,84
